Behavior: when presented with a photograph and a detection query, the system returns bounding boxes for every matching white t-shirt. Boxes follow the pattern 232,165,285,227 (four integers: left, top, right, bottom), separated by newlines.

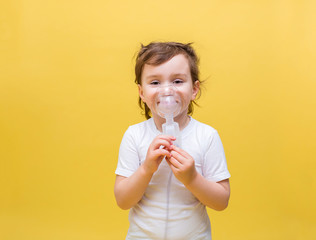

115,117,230,240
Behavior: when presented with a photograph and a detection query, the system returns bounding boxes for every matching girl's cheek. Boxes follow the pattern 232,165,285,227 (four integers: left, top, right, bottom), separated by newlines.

180,95,191,107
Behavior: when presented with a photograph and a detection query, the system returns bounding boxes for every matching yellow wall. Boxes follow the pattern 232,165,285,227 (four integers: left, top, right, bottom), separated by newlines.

1,1,315,239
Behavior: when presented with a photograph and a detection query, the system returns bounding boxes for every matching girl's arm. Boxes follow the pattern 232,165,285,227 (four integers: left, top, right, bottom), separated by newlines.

114,166,154,210
185,175,230,211
166,145,230,211
114,135,174,210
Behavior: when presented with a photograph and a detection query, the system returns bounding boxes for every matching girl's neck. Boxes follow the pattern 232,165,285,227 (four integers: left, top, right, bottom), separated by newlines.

153,112,190,132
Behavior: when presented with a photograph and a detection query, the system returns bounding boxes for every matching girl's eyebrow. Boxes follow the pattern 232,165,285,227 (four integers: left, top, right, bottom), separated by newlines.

144,73,188,81
145,74,161,79
146,73,187,78
170,73,188,78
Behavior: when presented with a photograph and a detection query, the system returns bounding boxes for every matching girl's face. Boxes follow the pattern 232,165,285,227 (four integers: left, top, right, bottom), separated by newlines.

138,54,199,121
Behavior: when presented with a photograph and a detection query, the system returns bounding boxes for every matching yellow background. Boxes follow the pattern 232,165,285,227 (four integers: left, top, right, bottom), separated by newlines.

1,0,315,239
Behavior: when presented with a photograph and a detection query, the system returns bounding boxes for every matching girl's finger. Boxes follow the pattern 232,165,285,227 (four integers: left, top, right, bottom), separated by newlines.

167,156,181,169
154,148,172,158
152,135,176,150
159,134,176,140
152,139,172,150
170,145,190,158
170,150,186,164
166,158,179,172
157,135,176,144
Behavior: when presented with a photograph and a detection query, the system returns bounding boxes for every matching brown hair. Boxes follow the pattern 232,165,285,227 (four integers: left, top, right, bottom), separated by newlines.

135,41,201,119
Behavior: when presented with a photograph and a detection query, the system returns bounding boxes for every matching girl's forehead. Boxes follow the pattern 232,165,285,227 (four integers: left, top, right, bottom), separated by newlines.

142,54,190,76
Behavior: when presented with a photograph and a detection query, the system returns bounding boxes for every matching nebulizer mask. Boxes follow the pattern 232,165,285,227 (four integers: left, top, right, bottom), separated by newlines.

155,84,182,147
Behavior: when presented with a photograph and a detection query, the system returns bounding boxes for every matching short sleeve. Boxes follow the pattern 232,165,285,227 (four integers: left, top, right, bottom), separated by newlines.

202,131,230,182
115,127,140,177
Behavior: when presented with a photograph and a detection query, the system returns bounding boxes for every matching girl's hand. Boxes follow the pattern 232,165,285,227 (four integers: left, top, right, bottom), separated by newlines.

166,145,197,186
143,135,175,175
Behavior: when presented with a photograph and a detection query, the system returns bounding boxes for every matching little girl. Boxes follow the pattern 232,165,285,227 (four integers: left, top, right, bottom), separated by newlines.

114,42,230,240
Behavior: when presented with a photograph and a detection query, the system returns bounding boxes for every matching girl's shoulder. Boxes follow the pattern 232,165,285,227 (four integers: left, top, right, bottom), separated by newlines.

127,118,155,132
189,118,218,135
124,118,157,141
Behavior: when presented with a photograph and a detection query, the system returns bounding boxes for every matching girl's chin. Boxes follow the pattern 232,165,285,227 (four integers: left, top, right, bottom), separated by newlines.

151,108,188,120
151,113,164,120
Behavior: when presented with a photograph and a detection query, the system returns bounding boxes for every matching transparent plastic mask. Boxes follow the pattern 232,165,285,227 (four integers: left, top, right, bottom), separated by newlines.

155,85,181,119
154,84,182,146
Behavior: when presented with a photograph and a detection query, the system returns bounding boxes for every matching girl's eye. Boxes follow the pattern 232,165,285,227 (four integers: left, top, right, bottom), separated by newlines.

150,80,160,85
173,79,183,84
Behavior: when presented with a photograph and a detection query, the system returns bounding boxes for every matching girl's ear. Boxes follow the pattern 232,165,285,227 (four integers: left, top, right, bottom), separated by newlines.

138,84,146,103
191,80,200,100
